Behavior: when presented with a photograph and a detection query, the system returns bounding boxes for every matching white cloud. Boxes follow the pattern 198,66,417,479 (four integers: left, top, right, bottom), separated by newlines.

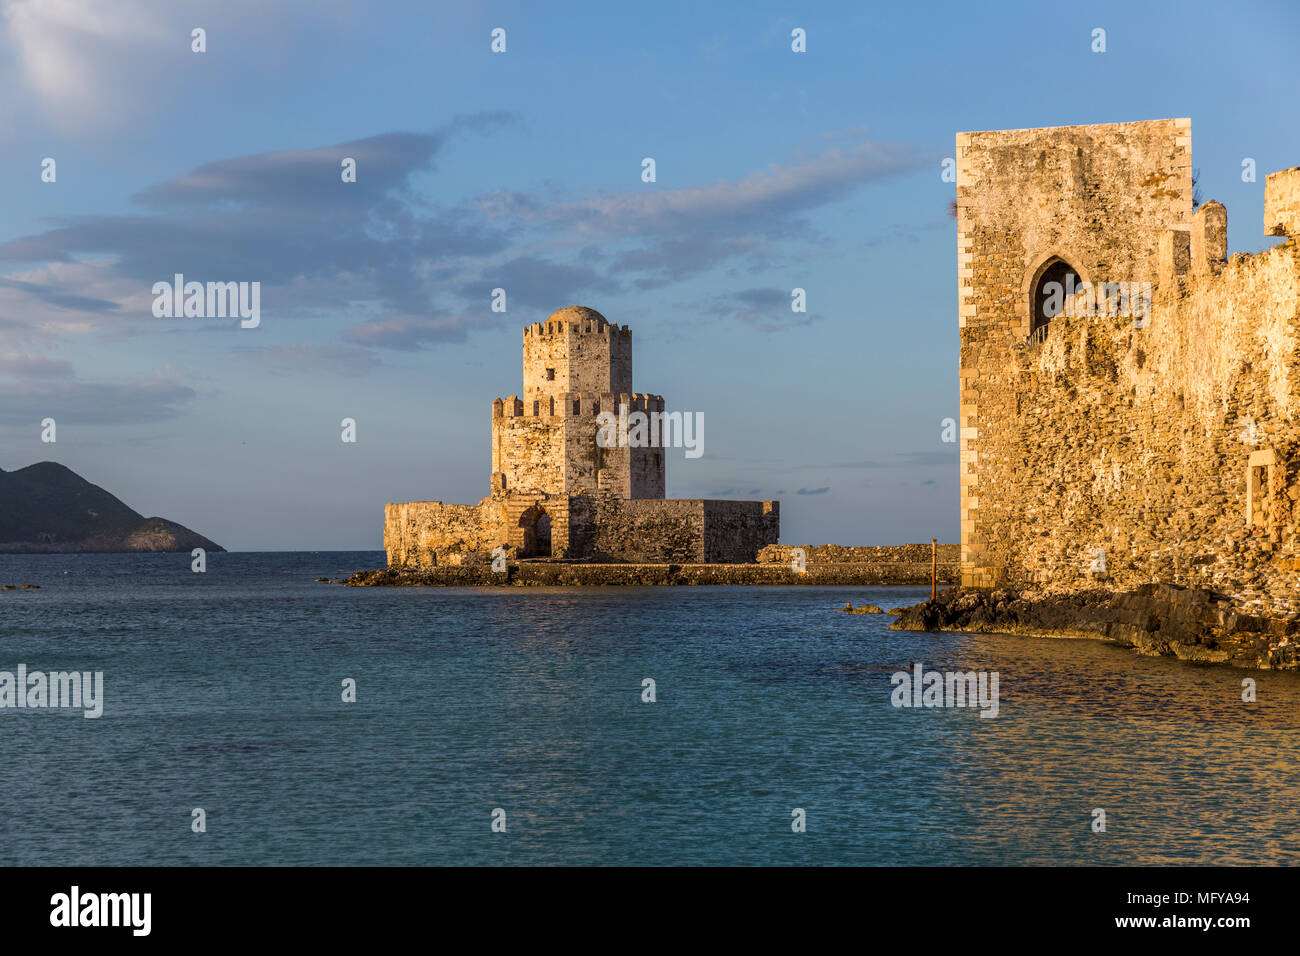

538,141,924,235
2,0,173,128
0,0,352,133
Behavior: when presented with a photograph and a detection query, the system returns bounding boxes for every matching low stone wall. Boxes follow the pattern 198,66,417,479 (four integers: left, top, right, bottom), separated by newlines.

384,494,780,566
758,543,960,565
344,560,949,587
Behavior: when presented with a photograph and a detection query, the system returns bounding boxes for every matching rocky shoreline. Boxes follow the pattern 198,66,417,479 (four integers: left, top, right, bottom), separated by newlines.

891,582,1300,670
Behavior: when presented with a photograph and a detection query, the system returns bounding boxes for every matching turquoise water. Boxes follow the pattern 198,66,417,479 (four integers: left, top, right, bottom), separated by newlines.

2,551,1298,866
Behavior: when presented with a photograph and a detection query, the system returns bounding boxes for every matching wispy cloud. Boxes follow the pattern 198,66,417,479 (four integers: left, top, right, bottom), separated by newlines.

0,351,74,378
232,343,384,378
0,0,351,135
343,313,490,350
795,451,958,470
0,376,196,425
702,286,816,330
537,141,923,235
483,139,926,285
0,118,515,355
0,123,928,379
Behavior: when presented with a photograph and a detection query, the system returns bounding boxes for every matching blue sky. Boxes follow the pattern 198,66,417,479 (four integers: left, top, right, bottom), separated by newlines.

1,0,1297,550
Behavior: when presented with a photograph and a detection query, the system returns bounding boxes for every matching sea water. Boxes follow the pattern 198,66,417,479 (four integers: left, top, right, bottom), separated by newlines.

2,551,1298,865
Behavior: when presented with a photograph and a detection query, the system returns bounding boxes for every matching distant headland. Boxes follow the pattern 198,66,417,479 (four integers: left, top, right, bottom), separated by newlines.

0,461,223,554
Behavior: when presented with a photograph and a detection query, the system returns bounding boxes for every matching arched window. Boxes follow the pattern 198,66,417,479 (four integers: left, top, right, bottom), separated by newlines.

1030,257,1080,339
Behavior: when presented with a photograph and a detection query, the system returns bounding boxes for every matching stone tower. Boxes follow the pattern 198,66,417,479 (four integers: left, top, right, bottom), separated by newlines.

385,303,779,566
955,118,1194,586
491,305,667,500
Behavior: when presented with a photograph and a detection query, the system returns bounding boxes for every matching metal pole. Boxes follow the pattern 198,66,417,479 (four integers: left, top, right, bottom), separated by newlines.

931,538,937,601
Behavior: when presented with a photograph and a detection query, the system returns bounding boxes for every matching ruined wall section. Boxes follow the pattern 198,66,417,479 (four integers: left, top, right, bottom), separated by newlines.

956,118,1194,587
384,499,508,568
702,500,780,562
587,498,706,562
386,493,781,567
1265,166,1300,238
580,498,779,564
965,156,1300,614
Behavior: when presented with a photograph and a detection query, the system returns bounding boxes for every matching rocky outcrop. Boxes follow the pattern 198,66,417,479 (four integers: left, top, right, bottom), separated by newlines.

891,582,1300,670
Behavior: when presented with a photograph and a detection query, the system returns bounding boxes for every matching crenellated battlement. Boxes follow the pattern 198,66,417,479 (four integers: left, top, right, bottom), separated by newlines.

520,305,634,404
492,391,666,418
522,318,632,339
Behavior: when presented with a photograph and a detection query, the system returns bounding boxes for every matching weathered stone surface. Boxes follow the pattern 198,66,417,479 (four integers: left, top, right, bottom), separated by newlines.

956,119,1300,647
384,499,509,568
1265,166,1300,238
891,583,1300,670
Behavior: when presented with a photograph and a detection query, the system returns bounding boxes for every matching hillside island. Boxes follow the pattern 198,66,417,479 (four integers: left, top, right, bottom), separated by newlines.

0,461,223,554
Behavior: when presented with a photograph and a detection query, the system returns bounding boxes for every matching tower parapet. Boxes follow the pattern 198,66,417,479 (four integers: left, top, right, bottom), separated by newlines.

522,306,632,406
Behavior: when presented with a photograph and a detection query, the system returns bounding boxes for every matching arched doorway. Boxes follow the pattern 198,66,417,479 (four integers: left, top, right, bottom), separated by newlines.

518,506,552,558
1030,257,1080,339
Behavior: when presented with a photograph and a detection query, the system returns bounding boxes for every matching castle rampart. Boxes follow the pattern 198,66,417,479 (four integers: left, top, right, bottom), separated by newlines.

958,120,1300,617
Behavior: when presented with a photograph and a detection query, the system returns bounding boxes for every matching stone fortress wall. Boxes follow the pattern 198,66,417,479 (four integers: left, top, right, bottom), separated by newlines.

957,118,1300,616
